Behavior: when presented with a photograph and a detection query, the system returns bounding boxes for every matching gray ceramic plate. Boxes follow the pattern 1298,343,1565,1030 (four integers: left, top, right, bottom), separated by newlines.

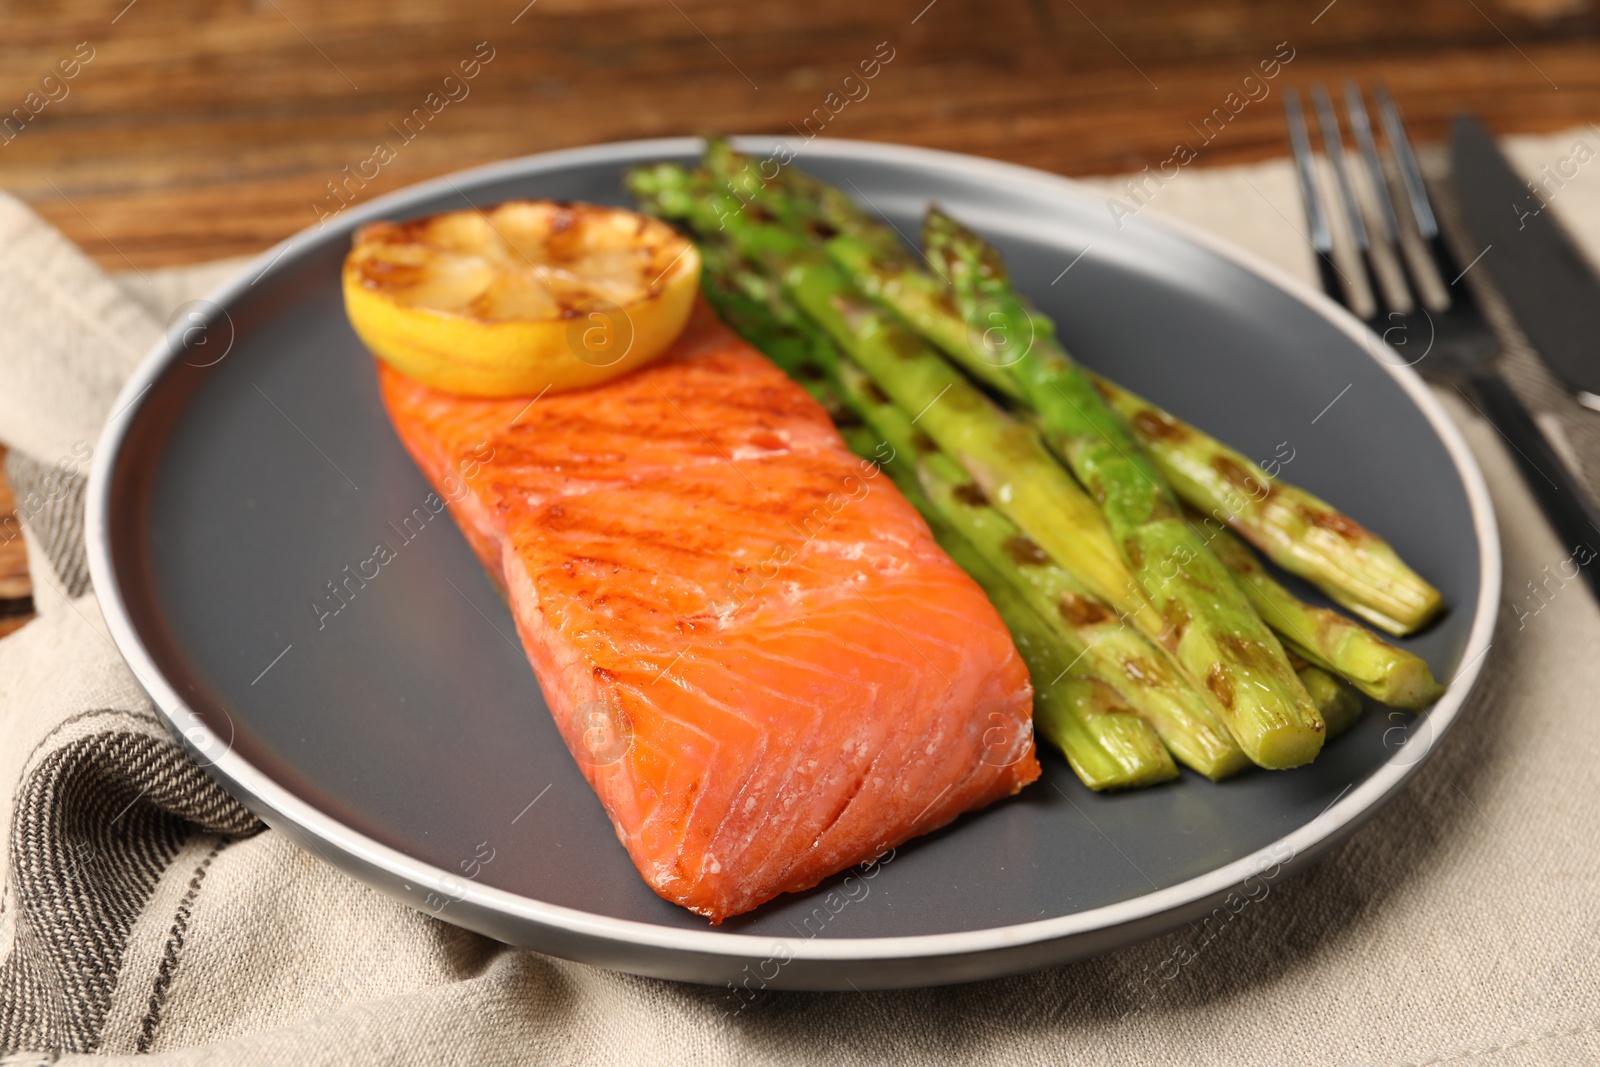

86,137,1498,991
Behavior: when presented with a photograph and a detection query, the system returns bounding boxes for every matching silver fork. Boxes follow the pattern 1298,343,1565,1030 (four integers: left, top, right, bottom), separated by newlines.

1285,80,1600,603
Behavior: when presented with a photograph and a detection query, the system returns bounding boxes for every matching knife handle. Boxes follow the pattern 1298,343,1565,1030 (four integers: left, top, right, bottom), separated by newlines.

1467,367,1600,604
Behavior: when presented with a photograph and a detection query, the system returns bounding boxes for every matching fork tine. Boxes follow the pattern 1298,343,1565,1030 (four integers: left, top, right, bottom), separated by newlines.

1311,83,1383,318
1343,81,1418,314
1342,82,1402,246
1372,82,1438,241
1283,87,1346,307
1373,80,1470,310
1311,85,1370,253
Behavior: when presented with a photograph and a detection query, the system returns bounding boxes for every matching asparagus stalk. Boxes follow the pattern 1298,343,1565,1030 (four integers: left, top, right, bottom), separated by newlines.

701,139,885,249
1089,371,1444,636
1198,515,1445,709
825,232,1026,401
1295,664,1364,740
921,207,1324,770
697,242,808,358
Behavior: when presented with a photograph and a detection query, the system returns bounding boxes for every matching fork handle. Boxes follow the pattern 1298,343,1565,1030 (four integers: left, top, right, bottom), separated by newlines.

1467,366,1600,604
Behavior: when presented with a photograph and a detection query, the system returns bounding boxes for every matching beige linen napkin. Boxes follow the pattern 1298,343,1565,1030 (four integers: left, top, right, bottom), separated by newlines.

2,130,1599,1066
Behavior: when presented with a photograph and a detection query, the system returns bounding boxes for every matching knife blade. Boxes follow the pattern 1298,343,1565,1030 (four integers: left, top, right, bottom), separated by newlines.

1450,115,1600,412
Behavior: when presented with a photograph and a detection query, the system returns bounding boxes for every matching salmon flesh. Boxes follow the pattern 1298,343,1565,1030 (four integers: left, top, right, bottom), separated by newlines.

377,302,1039,922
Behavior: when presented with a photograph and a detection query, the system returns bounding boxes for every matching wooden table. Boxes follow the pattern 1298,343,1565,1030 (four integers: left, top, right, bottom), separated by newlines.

1,0,1597,622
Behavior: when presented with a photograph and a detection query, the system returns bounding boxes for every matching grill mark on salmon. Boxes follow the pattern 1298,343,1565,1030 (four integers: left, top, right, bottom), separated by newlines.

378,300,1038,922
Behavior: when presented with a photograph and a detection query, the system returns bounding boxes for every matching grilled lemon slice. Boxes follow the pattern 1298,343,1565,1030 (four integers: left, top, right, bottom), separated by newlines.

343,200,701,396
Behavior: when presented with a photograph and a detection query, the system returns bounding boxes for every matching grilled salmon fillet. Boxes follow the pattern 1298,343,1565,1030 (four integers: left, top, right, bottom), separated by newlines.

377,300,1039,922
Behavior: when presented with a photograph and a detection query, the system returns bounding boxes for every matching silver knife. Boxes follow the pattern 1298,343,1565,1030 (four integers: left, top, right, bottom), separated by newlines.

1450,115,1600,412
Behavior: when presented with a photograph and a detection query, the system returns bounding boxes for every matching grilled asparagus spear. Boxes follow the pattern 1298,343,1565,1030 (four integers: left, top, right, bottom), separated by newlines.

1089,372,1444,636
1198,514,1445,709
694,236,854,412
919,206,1325,769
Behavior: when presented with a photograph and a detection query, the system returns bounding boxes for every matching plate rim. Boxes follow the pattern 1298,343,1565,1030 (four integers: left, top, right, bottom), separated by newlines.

85,134,1501,971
